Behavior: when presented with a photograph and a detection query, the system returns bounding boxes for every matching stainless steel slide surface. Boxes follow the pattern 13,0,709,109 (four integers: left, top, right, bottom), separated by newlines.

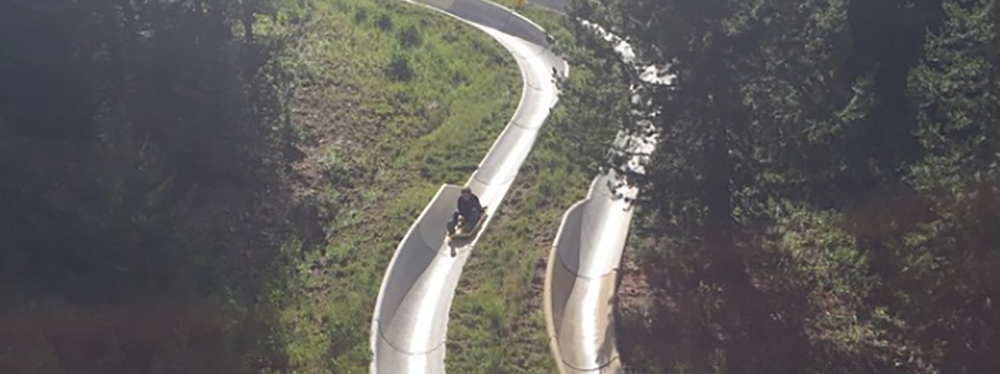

545,171,635,373
542,15,667,374
370,1,566,373
543,137,652,374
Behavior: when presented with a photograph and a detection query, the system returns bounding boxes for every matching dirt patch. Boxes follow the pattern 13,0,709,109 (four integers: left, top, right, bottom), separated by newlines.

617,242,686,313
615,239,689,373
182,81,378,265
287,84,379,198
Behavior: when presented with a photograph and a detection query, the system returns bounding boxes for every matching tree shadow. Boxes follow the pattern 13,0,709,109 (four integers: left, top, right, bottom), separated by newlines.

0,2,323,373
615,248,825,374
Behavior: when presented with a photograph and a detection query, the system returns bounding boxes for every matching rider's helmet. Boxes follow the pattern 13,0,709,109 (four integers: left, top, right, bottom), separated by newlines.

461,186,472,195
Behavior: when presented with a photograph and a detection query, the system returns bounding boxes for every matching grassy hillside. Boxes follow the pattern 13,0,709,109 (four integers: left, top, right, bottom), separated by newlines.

258,0,522,372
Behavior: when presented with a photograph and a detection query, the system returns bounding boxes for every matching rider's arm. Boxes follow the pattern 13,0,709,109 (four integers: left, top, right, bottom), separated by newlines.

473,195,483,211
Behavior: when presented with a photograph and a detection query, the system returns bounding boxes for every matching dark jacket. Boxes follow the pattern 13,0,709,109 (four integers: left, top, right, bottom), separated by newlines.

457,194,482,217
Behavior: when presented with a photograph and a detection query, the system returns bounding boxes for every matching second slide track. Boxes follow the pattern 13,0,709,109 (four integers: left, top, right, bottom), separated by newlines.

541,7,665,373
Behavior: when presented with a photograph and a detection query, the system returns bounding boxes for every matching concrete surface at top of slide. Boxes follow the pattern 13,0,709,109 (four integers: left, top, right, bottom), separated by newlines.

370,1,566,373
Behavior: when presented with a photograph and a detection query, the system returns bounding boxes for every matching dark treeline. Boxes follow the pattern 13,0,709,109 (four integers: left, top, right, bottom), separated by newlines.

560,0,998,372
0,0,311,372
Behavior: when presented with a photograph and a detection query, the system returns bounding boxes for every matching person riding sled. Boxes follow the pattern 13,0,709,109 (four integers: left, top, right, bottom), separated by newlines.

448,187,483,236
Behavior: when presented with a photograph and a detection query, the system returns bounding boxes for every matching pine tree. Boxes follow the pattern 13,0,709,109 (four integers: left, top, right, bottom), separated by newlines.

567,0,865,280
888,1,1000,371
910,0,1000,188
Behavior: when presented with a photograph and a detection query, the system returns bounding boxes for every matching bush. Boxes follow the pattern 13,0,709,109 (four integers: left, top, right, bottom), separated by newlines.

398,24,423,48
385,52,415,81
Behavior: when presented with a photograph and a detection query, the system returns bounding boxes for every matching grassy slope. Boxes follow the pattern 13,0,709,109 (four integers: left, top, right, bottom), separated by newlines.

259,0,521,372
443,5,590,373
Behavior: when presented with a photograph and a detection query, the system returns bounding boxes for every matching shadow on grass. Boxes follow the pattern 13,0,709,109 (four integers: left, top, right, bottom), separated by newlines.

617,257,825,374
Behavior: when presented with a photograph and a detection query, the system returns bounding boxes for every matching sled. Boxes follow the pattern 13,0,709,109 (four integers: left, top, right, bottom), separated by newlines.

447,206,489,241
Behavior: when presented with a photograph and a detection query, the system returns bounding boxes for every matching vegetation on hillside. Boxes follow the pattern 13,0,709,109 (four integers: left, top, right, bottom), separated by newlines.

555,0,999,373
1,0,294,372
8,0,996,373
268,0,520,372
0,0,519,372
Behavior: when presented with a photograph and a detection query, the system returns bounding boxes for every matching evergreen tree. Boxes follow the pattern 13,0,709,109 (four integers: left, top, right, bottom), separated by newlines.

886,1,1000,371
567,0,865,281
0,0,288,372
563,0,995,372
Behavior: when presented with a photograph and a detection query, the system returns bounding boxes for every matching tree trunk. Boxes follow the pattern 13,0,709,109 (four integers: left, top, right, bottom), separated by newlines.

701,63,748,285
242,0,254,43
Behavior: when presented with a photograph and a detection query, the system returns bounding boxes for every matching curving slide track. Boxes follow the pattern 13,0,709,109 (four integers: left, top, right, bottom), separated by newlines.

543,135,657,374
544,170,633,373
542,13,667,374
369,0,567,373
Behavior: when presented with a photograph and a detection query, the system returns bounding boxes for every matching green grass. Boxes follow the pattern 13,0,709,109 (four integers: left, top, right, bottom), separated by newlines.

257,0,522,372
